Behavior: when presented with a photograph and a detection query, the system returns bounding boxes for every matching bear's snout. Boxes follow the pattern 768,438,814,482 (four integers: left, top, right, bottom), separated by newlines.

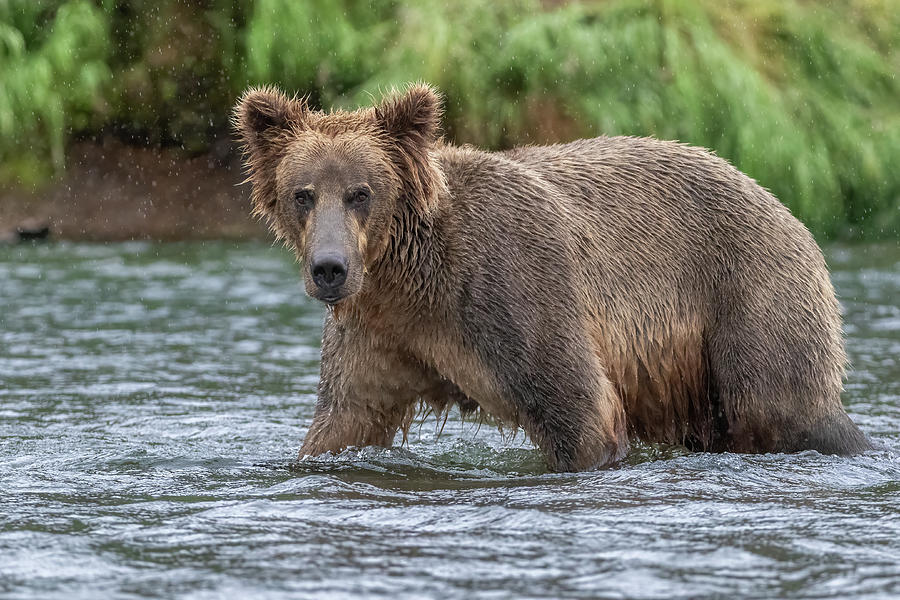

310,253,348,300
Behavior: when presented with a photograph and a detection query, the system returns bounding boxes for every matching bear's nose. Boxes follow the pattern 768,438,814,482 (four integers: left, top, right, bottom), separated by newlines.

311,254,348,291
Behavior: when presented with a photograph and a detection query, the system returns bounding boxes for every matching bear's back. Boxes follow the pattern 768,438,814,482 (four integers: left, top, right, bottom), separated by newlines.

491,136,825,290
501,136,787,233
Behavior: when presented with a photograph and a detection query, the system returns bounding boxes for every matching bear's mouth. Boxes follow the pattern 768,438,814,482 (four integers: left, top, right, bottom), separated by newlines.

311,286,350,305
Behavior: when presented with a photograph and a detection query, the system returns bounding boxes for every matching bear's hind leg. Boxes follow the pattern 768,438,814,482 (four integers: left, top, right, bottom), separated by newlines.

707,304,869,455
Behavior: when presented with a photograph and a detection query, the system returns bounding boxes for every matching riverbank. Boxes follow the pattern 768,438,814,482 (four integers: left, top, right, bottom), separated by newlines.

2,136,896,244
0,139,266,242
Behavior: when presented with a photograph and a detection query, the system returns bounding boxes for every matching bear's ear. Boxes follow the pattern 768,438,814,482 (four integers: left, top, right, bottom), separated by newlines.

233,86,308,154
373,84,447,215
233,86,309,217
374,83,442,146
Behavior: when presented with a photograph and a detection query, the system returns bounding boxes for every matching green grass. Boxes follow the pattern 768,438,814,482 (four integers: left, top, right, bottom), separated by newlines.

0,0,109,185
1,0,897,238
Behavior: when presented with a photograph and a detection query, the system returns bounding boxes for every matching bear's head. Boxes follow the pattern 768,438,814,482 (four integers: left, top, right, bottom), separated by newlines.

233,84,445,306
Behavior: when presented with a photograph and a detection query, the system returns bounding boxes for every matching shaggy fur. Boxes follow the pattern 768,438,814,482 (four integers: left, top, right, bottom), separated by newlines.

234,83,870,472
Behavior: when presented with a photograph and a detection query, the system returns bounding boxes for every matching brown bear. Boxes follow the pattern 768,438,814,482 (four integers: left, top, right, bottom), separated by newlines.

233,83,870,471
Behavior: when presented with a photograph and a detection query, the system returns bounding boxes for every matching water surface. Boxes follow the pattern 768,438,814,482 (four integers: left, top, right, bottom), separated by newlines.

1,241,898,599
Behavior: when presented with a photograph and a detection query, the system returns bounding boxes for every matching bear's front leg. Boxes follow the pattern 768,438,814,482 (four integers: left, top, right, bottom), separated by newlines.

299,314,421,459
458,292,629,471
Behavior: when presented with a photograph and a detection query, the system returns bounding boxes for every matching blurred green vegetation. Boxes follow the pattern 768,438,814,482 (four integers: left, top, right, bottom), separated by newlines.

0,0,897,238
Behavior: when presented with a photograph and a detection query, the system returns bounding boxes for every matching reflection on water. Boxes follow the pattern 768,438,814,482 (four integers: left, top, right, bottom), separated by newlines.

1,241,898,599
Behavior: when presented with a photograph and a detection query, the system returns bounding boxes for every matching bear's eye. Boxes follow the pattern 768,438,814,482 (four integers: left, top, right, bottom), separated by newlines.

349,188,370,206
294,189,314,208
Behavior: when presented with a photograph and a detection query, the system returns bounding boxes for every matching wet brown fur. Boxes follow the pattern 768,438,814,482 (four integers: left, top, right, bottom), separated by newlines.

233,83,870,472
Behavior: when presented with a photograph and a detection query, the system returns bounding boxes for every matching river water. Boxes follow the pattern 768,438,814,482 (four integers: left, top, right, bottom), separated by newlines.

1,241,898,599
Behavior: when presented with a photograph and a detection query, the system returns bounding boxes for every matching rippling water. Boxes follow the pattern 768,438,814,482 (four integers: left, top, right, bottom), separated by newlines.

1,241,898,599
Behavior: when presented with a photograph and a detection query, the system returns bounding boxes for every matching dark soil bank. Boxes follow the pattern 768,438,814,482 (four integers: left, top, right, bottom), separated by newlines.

0,140,266,242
